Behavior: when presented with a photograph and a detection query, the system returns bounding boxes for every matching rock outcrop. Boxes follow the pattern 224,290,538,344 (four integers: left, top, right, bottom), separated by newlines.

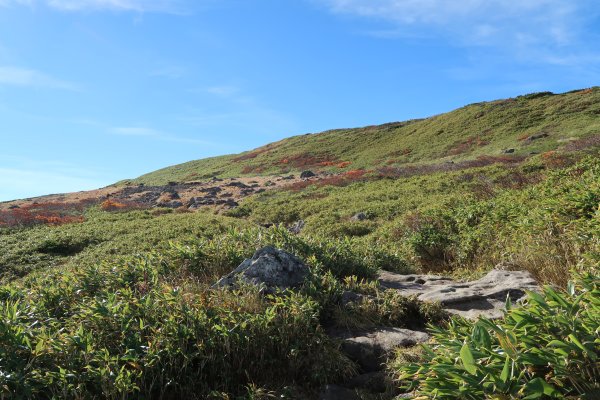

378,268,539,319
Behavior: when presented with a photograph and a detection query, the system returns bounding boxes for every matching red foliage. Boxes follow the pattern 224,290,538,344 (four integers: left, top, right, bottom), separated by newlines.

100,199,144,212
241,165,266,174
0,200,93,228
377,155,525,179
541,151,572,168
276,153,339,169
233,145,275,162
562,134,600,152
447,135,490,155
285,169,368,191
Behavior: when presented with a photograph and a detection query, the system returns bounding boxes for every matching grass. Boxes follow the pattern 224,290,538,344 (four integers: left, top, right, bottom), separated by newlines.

131,87,600,185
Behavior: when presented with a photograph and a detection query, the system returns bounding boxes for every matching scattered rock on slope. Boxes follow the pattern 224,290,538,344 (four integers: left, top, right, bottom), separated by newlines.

300,170,316,178
378,268,539,319
213,246,309,292
350,212,368,221
331,327,430,372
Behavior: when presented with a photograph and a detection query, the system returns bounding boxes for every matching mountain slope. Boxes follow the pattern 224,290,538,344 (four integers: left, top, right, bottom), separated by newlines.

133,88,600,185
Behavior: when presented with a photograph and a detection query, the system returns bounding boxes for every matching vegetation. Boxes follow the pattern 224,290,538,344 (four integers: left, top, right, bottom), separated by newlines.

0,88,598,398
131,87,600,185
396,272,599,399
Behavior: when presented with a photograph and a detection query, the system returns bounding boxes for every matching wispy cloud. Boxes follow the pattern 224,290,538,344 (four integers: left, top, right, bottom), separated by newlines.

0,156,107,201
0,66,79,90
148,65,186,79
110,126,213,145
205,85,240,98
181,84,298,139
317,0,599,63
1,0,188,13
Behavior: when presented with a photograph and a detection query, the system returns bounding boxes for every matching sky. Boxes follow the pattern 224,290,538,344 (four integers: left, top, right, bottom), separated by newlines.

0,0,599,201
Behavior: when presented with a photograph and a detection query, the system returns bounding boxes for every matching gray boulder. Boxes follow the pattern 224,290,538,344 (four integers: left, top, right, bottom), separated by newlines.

213,246,309,292
378,269,539,320
300,170,316,178
332,327,429,372
350,212,368,221
288,220,305,234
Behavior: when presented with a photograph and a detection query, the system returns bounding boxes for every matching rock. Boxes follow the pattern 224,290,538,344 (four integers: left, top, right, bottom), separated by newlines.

340,290,367,306
318,385,360,400
350,212,368,221
288,220,305,234
343,372,388,393
526,133,549,141
300,170,316,179
200,186,221,195
224,198,238,208
501,148,515,154
333,327,430,372
226,181,249,188
156,200,183,208
378,269,539,320
213,246,309,292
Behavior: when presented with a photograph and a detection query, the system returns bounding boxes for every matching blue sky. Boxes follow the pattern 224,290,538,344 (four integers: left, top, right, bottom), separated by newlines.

0,0,599,201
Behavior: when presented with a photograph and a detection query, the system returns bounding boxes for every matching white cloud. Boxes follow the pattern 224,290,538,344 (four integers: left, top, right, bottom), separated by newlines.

0,66,79,90
0,0,186,13
318,0,597,49
205,85,239,98
110,126,213,145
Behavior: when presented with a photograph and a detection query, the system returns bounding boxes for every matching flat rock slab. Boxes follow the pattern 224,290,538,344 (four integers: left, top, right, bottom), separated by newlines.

332,327,430,372
378,269,539,320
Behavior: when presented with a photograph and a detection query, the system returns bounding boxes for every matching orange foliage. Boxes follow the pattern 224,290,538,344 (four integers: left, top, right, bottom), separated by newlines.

337,161,352,168
0,200,92,227
100,199,128,211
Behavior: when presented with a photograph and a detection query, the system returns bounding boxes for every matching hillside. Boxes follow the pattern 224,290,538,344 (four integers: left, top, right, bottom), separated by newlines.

133,88,600,185
0,88,598,399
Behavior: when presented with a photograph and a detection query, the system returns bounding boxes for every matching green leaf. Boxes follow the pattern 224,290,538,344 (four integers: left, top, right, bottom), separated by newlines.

568,334,598,360
523,377,558,399
460,343,478,375
500,355,511,383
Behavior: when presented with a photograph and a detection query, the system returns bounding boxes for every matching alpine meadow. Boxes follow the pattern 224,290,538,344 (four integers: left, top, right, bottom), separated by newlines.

0,88,599,399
